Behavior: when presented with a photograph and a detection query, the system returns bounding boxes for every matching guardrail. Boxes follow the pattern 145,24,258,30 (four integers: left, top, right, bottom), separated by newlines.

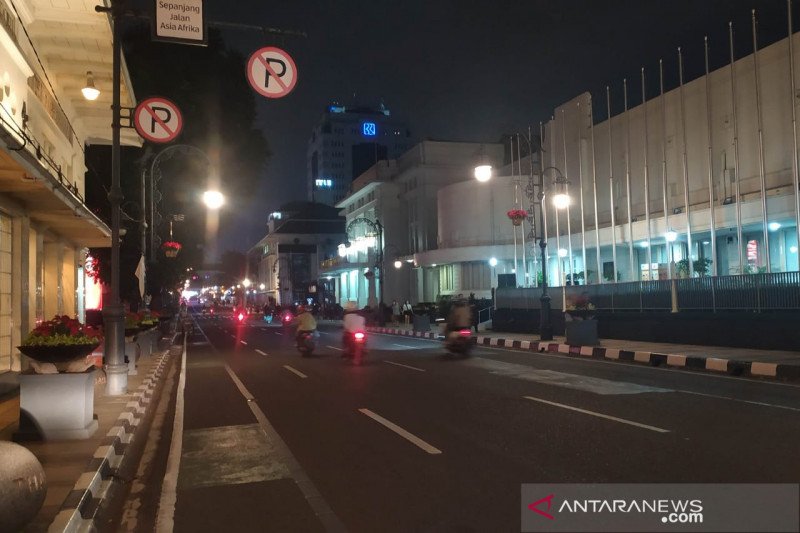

496,271,800,312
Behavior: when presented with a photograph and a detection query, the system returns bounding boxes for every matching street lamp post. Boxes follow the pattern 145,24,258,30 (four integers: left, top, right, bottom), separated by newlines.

473,131,569,341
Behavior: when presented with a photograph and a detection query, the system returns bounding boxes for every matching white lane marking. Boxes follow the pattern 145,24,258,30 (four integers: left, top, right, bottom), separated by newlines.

230,334,236,339
384,360,426,372
255,349,268,356
224,365,346,531
676,389,800,412
155,335,186,531
240,340,248,345
392,343,418,349
358,408,442,454
283,365,308,379
275,332,283,336
326,345,344,351
523,395,670,433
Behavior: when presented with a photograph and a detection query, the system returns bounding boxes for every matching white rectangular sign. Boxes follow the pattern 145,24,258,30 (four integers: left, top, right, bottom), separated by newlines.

153,0,206,46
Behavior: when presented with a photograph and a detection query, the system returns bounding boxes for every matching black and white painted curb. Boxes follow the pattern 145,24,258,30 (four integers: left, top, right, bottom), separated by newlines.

367,327,800,382
48,347,173,533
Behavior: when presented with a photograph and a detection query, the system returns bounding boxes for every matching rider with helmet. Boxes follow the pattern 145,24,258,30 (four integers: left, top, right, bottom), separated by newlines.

292,304,317,344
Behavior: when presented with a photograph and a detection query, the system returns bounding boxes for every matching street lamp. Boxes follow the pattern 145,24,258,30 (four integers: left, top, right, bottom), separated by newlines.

474,164,492,182
393,260,402,269
242,278,251,288
473,129,566,341
203,190,225,210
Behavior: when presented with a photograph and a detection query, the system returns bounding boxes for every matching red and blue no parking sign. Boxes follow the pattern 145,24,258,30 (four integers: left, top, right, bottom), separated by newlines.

247,46,298,99
134,97,183,143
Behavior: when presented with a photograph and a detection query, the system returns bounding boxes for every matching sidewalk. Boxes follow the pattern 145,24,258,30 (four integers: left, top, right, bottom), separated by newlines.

0,336,177,532
367,322,800,382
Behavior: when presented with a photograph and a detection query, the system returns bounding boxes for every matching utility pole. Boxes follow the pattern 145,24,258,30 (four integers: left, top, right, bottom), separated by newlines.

96,0,127,395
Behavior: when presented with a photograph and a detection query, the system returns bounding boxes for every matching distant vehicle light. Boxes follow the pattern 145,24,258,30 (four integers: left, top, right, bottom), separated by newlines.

458,329,472,337
238,313,245,322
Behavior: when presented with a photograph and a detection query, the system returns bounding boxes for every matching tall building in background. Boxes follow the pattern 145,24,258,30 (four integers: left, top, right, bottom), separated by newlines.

306,101,412,205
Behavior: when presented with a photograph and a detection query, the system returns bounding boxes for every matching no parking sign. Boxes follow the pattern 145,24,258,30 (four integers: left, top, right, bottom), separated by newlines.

134,97,183,143
246,46,298,99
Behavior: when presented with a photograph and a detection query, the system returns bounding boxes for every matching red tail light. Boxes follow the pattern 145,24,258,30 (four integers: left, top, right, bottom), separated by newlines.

354,331,366,342
458,329,472,337
238,313,245,322
210,308,214,314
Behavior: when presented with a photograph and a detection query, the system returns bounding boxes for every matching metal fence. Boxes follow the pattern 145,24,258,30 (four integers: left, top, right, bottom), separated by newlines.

496,271,800,312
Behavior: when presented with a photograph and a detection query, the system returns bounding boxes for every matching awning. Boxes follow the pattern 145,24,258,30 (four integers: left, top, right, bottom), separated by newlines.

0,134,110,247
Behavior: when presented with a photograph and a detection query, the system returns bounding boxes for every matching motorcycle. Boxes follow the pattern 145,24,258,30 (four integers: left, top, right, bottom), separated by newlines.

234,308,247,324
343,330,367,365
445,328,473,356
296,330,316,356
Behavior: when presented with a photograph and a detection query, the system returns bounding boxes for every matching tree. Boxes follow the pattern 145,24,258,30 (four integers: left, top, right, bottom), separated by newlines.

85,24,270,303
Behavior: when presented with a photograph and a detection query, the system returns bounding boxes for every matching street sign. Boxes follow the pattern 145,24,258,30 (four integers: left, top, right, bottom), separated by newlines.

152,0,207,46
246,47,298,99
134,97,183,143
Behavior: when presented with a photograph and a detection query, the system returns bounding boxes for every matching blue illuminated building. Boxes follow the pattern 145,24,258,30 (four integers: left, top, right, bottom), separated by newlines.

307,101,412,205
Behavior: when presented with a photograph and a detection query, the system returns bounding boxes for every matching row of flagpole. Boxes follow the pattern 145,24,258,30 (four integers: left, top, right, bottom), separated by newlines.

516,2,800,287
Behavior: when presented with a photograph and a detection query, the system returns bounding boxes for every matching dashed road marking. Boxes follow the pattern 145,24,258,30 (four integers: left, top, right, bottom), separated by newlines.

326,345,344,351
283,365,308,379
523,395,670,433
255,349,268,356
359,408,442,454
384,360,426,372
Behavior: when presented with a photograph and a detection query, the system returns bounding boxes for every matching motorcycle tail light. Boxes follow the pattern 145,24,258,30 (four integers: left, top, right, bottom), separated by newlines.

354,331,366,342
458,329,472,337
238,313,245,322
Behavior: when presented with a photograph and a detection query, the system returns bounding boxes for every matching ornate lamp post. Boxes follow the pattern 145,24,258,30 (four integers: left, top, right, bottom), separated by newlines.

473,132,569,341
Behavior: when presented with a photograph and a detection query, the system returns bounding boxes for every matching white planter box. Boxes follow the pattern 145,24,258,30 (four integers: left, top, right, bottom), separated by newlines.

16,370,98,440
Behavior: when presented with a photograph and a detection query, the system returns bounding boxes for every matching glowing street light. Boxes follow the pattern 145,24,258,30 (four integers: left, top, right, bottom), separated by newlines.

489,257,498,267
202,190,225,210
242,278,251,288
259,283,266,290
552,192,571,210
474,164,493,182
393,260,402,269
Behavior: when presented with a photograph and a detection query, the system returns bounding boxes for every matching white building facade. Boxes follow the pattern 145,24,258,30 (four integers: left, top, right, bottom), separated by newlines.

533,29,800,286
0,0,138,373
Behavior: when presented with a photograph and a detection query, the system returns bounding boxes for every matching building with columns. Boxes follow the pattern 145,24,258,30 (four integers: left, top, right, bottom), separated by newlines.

0,0,139,373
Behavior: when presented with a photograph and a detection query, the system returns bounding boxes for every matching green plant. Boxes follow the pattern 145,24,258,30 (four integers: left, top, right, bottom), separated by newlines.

744,264,768,274
22,315,102,346
565,293,596,320
676,258,713,277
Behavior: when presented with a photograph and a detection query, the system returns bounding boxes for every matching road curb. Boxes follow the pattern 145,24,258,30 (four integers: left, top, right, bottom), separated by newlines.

366,327,800,383
47,344,174,533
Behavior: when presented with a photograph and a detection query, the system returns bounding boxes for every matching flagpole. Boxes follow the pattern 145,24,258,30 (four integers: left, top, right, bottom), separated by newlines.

729,22,745,273
624,78,635,280
752,9,771,272
788,0,800,269
561,108,574,284
589,95,602,283
642,67,653,279
660,59,672,278
552,117,562,286
577,101,588,283
607,86,618,281
678,47,695,277
704,36,718,276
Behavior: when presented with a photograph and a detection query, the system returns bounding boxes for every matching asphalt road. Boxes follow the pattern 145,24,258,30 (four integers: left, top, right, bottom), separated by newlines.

116,311,800,533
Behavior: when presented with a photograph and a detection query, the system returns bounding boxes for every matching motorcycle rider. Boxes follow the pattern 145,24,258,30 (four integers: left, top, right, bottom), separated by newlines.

342,301,366,356
447,298,472,334
292,304,317,346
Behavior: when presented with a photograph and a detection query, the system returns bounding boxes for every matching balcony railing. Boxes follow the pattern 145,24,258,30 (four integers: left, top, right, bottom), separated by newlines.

496,271,800,312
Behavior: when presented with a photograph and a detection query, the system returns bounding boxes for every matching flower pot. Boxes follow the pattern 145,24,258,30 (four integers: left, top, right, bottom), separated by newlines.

17,343,99,365
565,318,598,346
511,217,523,226
164,249,178,258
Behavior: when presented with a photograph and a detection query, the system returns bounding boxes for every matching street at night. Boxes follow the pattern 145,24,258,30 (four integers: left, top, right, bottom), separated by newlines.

110,311,800,533
1,1,800,532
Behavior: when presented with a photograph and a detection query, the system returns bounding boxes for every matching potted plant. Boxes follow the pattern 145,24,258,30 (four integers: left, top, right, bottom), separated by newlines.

18,315,102,368
564,293,598,345
506,208,527,227
125,312,142,337
162,241,182,258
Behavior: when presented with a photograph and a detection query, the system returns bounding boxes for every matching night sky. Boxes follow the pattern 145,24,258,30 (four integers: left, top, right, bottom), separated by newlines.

187,0,789,252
